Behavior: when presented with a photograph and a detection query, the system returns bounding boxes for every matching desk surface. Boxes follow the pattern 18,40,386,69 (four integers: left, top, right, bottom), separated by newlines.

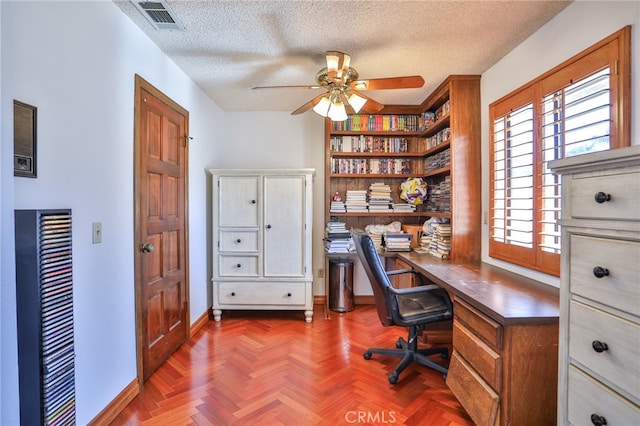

397,252,559,326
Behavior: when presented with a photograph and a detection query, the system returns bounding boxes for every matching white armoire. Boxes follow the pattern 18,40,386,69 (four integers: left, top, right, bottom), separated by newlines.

209,169,315,322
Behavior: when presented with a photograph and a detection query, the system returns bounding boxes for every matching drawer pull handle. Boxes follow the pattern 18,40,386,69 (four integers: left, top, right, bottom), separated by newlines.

236,263,242,268
251,199,256,204
266,224,272,229
590,413,607,426
231,292,236,296
592,266,609,278
592,340,609,353
236,239,242,243
594,192,611,204
287,292,292,297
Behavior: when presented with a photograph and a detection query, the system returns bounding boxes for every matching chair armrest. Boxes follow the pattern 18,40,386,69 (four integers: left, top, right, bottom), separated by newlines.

386,269,427,287
388,283,441,296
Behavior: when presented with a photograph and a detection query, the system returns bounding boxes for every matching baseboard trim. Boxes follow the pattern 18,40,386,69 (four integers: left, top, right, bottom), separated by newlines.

190,309,210,338
87,378,138,425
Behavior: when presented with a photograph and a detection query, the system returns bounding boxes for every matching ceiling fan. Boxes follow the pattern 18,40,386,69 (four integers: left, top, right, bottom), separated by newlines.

252,51,425,121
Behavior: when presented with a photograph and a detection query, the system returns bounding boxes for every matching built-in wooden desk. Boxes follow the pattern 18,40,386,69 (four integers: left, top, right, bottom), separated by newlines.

397,252,559,426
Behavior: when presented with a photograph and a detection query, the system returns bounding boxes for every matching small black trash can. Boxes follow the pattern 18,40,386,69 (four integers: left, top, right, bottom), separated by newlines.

329,258,355,312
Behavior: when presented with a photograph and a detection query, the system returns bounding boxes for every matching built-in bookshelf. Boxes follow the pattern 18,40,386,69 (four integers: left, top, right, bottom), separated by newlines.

324,75,481,262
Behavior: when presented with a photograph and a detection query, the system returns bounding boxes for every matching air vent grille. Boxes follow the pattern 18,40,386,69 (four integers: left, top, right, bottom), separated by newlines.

131,0,185,31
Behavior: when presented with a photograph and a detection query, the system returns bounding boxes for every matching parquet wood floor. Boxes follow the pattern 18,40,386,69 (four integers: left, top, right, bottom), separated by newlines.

110,305,473,425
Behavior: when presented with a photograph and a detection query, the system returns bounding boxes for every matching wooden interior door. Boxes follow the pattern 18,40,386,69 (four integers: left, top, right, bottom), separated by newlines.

134,75,189,382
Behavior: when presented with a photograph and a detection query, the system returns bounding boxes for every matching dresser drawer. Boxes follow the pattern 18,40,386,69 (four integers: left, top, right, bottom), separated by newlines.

217,282,307,305
219,230,259,252
570,170,640,221
568,301,640,402
218,255,259,277
447,350,500,426
568,365,640,426
453,321,502,391
570,235,640,315
454,299,503,350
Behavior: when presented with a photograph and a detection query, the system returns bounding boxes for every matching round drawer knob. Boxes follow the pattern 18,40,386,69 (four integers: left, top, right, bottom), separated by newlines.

593,266,609,278
236,238,242,243
236,263,242,268
231,292,236,296
594,192,611,204
592,340,609,353
590,413,607,426
251,199,256,204
287,292,292,297
266,224,272,229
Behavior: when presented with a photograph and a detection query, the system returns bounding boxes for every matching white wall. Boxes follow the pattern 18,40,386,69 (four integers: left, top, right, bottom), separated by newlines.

1,1,225,423
480,0,640,286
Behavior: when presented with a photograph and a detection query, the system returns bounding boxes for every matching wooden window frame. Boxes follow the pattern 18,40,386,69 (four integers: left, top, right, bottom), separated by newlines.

489,26,631,276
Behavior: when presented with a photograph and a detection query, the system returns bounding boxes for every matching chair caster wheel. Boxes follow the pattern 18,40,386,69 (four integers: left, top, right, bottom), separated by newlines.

388,373,398,384
363,352,372,360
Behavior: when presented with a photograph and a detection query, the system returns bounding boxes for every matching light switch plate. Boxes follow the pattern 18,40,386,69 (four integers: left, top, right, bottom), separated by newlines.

92,222,102,244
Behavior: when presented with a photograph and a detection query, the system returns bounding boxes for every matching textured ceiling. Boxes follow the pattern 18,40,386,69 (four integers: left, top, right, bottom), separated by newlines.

114,0,572,113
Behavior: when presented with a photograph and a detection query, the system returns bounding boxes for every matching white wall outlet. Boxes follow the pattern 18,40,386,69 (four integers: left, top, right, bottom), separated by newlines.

92,222,102,244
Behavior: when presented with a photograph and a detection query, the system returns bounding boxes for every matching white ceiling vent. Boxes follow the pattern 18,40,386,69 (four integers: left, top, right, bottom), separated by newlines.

131,1,185,31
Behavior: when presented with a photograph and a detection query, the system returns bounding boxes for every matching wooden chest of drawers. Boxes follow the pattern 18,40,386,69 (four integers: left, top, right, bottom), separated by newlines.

550,146,640,425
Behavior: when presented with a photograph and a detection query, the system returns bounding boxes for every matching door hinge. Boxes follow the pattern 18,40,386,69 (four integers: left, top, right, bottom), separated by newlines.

615,59,619,75
184,135,193,146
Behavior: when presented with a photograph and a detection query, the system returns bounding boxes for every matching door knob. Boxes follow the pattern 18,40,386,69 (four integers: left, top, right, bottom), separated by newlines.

141,242,155,253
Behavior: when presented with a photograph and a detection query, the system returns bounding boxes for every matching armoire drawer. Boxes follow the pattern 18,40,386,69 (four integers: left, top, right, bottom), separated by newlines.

219,230,259,252
570,235,640,315
454,299,503,350
568,365,640,425
216,282,307,305
569,170,640,221
218,255,259,276
452,321,502,391
568,301,640,403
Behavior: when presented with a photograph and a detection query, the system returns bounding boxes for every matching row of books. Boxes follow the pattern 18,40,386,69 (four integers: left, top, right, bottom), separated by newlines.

329,136,410,153
424,176,451,213
425,147,451,172
331,114,423,132
330,158,413,175
384,232,412,252
425,127,451,150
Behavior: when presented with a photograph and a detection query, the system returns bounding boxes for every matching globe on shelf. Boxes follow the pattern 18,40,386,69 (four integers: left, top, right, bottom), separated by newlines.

400,178,428,205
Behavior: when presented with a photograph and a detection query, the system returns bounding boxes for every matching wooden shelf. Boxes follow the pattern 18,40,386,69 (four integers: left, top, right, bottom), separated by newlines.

328,212,444,218
330,151,426,158
329,173,425,178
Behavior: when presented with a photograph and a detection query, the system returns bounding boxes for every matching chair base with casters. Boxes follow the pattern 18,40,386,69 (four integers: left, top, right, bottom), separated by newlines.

363,324,448,384
351,229,453,385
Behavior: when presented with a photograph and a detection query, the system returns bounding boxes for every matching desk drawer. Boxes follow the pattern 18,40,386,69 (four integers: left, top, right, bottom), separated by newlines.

453,321,502,391
447,350,500,426
570,235,640,315
217,282,306,305
454,299,503,350
568,366,640,425
570,170,640,221
569,301,640,403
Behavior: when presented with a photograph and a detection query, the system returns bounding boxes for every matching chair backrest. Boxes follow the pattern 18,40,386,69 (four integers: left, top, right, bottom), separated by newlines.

352,230,396,327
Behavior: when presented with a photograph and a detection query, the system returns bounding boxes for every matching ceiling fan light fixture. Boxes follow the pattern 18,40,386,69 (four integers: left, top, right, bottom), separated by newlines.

328,99,348,121
312,96,331,117
348,92,367,113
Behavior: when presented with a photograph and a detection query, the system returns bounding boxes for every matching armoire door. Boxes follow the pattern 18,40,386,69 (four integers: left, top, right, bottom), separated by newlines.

263,175,306,277
217,175,259,227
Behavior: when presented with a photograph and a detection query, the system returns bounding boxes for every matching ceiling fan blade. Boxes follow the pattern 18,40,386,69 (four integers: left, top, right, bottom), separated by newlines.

345,89,384,114
252,85,321,90
291,93,327,115
350,75,425,91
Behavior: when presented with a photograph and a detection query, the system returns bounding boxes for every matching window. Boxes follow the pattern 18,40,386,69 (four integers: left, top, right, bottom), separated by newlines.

489,26,630,276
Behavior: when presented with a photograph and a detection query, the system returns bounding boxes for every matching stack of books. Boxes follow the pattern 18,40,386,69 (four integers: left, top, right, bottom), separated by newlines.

392,203,416,213
384,232,412,252
431,223,452,259
368,182,392,212
424,176,451,213
324,220,352,253
330,198,346,213
345,190,368,212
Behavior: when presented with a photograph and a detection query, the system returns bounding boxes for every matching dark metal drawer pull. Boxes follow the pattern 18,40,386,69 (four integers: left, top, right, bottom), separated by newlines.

594,192,611,203
590,413,607,426
592,340,608,353
593,266,609,278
